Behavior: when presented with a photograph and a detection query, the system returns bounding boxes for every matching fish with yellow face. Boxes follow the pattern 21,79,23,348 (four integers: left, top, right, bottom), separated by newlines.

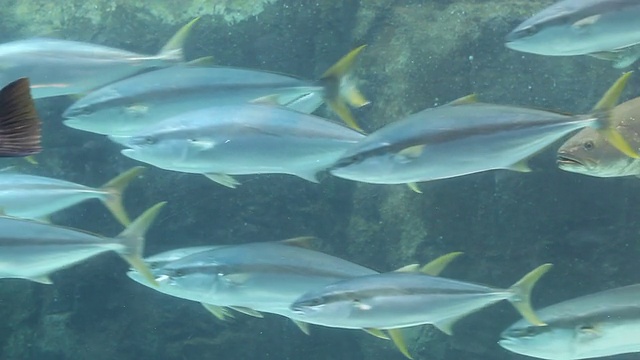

557,96,640,178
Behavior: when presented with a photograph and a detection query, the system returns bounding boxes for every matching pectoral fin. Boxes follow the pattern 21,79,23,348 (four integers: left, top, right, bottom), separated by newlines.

362,328,390,340
572,15,600,29
292,320,311,335
203,173,240,188
229,306,263,318
201,303,234,321
387,328,413,359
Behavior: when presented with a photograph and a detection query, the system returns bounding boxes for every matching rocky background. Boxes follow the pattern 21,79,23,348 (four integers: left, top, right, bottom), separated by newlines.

1,0,639,359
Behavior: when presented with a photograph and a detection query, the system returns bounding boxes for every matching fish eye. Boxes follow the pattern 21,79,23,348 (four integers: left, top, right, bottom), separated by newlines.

74,106,93,116
300,297,324,308
578,324,595,331
144,136,157,145
583,140,594,151
523,25,538,36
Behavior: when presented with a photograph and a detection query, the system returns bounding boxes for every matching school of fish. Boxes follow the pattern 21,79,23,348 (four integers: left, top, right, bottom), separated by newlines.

2,1,640,359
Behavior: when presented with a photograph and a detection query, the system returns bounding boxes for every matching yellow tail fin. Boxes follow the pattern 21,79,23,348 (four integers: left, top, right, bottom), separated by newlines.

592,72,639,159
100,166,146,226
116,201,167,287
157,17,200,62
319,45,369,131
507,263,553,326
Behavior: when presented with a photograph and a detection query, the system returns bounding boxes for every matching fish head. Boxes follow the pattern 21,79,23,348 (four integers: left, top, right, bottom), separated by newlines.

111,124,217,171
505,2,612,56
290,285,374,324
63,87,147,135
128,257,226,302
499,323,575,360
330,141,411,184
500,317,629,360
557,127,639,177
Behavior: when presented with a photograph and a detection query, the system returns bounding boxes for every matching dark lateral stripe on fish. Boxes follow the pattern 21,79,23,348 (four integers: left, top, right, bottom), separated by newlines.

0,78,42,157
81,81,318,112
0,237,107,247
168,262,366,280
316,285,496,304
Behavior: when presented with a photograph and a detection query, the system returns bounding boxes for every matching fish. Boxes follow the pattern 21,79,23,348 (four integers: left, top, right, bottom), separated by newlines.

62,45,368,134
127,238,377,336
557,96,640,178
128,240,461,358
499,284,640,360
0,201,165,285
329,73,638,186
0,78,41,157
128,238,379,316
505,0,640,68
108,104,365,188
0,166,144,226
0,18,198,99
142,245,221,269
290,263,552,334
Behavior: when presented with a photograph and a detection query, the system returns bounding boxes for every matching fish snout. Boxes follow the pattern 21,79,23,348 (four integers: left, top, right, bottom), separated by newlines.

556,152,586,168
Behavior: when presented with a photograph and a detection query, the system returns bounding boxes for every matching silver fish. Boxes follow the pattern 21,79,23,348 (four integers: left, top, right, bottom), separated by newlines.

500,284,640,360
290,264,552,333
506,0,640,68
109,104,365,188
129,246,461,359
330,74,637,186
0,202,165,285
63,45,368,134
0,19,197,98
557,96,640,177
142,245,221,270
0,167,144,226
128,239,378,316
0,77,41,157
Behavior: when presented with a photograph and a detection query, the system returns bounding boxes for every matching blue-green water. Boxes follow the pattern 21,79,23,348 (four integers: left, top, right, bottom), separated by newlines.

1,1,639,359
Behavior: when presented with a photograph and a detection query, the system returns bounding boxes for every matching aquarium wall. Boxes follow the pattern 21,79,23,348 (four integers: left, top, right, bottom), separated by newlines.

1,1,638,359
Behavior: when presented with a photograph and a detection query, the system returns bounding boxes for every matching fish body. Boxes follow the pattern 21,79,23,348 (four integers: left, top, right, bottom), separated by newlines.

506,0,640,67
330,102,598,184
499,284,640,360
290,264,550,332
557,96,640,177
64,45,369,133
0,78,41,157
127,241,377,317
110,104,364,187
63,66,325,136
143,246,221,269
0,19,197,98
0,202,164,284
0,167,143,226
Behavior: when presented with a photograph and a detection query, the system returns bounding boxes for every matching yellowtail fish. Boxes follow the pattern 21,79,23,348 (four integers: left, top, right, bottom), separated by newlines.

557,96,640,177
109,104,365,188
500,284,640,360
290,263,552,359
0,202,165,285
0,18,198,98
0,167,144,226
506,0,640,68
63,45,368,134
330,73,637,187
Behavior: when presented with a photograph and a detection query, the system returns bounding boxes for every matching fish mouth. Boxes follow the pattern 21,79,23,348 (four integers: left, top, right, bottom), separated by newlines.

556,153,584,167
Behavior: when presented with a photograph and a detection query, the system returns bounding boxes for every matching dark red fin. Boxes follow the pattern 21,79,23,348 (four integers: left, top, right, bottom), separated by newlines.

0,78,42,157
